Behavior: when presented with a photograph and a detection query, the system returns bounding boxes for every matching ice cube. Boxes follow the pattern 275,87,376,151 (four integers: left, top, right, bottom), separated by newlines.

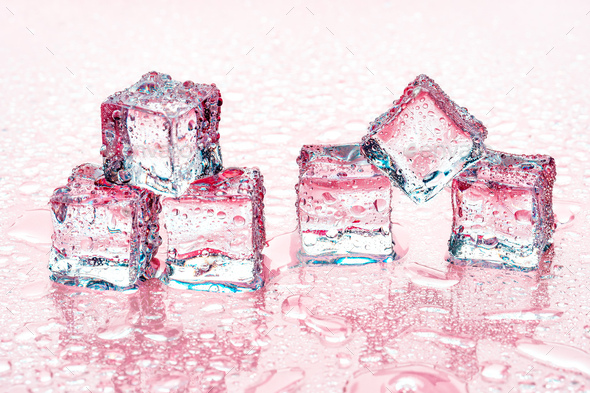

361,74,487,203
160,167,266,292
101,71,223,197
49,163,161,290
448,150,556,270
296,144,394,264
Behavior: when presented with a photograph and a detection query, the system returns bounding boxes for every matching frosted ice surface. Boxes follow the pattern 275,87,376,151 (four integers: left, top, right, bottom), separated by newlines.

361,74,487,203
296,144,394,263
101,71,223,197
49,163,161,290
448,150,556,270
160,167,266,292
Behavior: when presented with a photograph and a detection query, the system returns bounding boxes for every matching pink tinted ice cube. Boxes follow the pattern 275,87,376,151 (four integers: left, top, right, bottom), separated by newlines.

101,71,223,197
160,167,266,292
296,144,393,263
49,163,161,291
449,150,556,270
361,74,487,203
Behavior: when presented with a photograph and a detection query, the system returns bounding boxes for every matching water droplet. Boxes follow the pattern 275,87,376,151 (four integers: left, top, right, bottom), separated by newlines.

481,362,510,382
0,359,11,375
337,352,352,369
344,364,467,393
326,228,339,238
200,303,225,314
515,210,533,223
322,192,337,204
485,309,563,321
143,325,183,342
281,295,312,321
517,339,590,376
304,315,351,347
373,199,388,213
233,216,246,226
351,205,366,217
137,82,156,93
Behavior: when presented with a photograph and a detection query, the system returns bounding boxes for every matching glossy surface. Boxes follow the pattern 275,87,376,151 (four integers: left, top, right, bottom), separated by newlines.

2,0,590,391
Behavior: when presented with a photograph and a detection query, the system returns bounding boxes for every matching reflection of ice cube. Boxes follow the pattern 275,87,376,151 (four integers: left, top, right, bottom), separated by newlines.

49,164,161,290
296,143,394,263
361,74,487,203
449,150,556,270
160,168,266,292
101,71,223,197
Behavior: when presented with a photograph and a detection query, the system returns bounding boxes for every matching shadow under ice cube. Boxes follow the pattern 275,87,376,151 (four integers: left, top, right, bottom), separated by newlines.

296,144,394,264
361,74,487,203
101,71,223,197
160,168,266,292
49,164,161,291
448,150,556,270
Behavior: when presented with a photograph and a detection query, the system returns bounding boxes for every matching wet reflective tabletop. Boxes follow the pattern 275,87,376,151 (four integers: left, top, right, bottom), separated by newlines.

1,0,590,391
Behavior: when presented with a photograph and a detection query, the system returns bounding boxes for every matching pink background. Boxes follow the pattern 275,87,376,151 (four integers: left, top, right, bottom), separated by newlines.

1,1,590,391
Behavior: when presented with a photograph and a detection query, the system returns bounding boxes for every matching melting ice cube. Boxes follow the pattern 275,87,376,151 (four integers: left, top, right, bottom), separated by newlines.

361,74,487,203
448,150,556,269
296,143,394,264
49,163,161,290
101,71,223,197
160,167,266,292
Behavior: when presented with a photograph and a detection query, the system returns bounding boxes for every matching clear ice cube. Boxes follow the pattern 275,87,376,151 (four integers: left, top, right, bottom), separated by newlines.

49,163,161,290
296,144,394,263
101,71,223,197
361,74,487,203
448,150,556,270
160,167,266,292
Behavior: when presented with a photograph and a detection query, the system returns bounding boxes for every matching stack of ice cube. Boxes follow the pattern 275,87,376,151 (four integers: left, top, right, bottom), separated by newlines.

296,74,555,270
49,72,266,292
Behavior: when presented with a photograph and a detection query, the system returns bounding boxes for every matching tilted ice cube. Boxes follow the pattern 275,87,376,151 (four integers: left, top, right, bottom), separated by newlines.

101,71,223,197
448,150,556,270
361,74,487,203
296,144,394,263
49,164,161,290
160,168,266,292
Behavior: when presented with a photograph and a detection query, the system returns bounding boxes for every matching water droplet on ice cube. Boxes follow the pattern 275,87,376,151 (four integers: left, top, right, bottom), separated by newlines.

322,192,337,204
373,199,387,213
233,215,246,226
